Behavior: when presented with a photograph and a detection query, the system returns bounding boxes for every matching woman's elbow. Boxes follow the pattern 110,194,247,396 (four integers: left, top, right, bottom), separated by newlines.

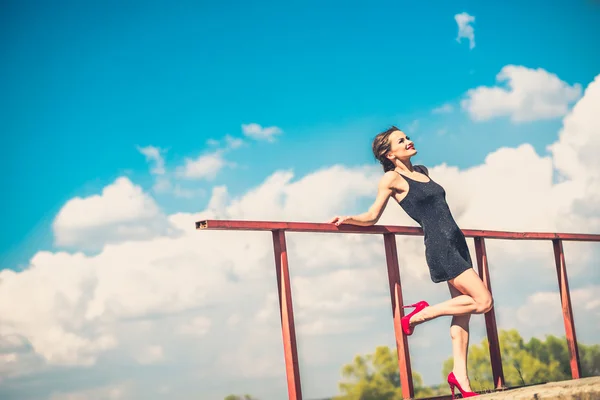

368,212,380,225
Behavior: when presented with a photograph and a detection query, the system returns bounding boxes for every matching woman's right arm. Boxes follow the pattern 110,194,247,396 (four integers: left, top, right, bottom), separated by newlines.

329,172,395,226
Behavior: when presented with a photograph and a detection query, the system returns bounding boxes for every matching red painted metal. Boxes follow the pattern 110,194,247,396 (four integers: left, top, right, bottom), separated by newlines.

197,219,600,241
197,219,599,398
552,239,582,379
474,237,505,389
383,233,414,399
272,230,303,399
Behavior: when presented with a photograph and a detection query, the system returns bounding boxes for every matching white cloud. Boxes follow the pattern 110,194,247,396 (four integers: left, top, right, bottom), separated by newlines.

177,316,212,336
432,103,454,114
224,134,244,149
241,123,283,142
49,382,133,400
227,314,241,327
174,134,244,180
135,345,164,365
407,119,419,132
141,136,243,194
292,268,390,335
0,334,41,381
0,253,118,367
206,135,245,149
138,145,173,194
2,73,600,399
52,177,175,250
461,65,582,122
137,146,165,176
548,74,600,181
455,12,475,49
253,266,392,337
152,176,171,193
502,285,600,342
176,150,228,180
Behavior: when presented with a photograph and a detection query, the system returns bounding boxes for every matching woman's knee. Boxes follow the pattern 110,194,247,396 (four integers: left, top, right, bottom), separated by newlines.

475,292,493,314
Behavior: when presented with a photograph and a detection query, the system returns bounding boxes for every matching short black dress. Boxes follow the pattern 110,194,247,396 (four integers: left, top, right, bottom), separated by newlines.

395,165,473,283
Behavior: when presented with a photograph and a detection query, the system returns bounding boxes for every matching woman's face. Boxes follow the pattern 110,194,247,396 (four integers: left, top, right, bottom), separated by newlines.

387,130,417,162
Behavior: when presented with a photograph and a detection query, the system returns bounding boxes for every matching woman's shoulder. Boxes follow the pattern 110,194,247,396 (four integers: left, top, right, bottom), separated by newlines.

380,170,401,187
416,164,429,176
381,170,410,193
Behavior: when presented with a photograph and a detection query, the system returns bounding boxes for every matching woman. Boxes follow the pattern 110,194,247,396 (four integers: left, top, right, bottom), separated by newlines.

329,126,493,399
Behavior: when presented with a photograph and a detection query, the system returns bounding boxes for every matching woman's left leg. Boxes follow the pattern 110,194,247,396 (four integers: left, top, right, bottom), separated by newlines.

410,269,493,322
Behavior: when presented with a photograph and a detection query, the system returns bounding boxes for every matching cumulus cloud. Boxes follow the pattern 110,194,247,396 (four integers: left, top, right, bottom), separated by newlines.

177,316,212,336
134,345,164,365
49,382,133,400
137,146,165,176
461,65,582,122
140,135,243,193
500,285,600,342
224,134,244,149
407,119,419,132
241,123,283,142
2,74,600,399
455,12,475,49
432,103,454,114
207,134,244,149
52,177,176,250
175,134,244,181
548,74,600,181
176,150,228,180
137,145,180,196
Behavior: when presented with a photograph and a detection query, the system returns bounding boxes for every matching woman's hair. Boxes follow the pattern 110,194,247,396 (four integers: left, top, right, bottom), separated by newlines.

372,125,400,172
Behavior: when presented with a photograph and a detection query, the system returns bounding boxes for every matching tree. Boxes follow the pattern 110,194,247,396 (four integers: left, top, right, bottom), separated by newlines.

224,395,257,400
442,329,600,392
525,334,600,378
333,345,442,399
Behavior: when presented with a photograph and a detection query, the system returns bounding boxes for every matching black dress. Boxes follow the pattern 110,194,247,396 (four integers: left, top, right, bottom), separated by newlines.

395,165,473,283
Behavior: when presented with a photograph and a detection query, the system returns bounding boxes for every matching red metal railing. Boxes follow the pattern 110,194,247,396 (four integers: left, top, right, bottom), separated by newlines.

196,219,600,399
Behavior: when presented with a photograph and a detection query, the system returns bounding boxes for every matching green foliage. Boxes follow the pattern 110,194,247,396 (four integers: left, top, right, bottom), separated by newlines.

224,330,600,400
580,343,600,377
442,329,600,392
333,345,443,399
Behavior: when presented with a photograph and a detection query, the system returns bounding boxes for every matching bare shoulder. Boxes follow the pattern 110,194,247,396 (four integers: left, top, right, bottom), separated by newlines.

417,164,429,176
379,170,406,195
380,170,399,188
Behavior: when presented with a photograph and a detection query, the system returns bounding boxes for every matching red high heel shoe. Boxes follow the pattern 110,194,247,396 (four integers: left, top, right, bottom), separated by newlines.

400,300,429,335
447,372,478,398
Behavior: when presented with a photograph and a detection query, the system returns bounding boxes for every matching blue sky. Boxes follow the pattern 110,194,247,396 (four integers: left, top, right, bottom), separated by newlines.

2,0,600,270
1,2,600,399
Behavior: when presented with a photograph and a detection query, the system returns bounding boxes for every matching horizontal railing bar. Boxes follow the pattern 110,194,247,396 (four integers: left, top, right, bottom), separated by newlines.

196,220,600,241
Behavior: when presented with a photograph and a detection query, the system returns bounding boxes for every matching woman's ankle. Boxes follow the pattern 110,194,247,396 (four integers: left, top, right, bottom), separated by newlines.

452,369,469,381
409,306,431,325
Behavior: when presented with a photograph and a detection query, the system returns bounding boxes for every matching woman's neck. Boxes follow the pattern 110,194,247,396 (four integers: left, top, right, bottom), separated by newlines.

394,160,414,173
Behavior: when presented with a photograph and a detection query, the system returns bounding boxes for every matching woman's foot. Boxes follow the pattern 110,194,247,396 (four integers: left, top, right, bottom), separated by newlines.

400,301,429,335
452,372,473,392
447,371,478,398
409,305,430,325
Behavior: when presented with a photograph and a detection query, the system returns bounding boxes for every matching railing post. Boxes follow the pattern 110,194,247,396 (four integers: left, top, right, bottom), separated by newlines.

552,239,581,379
474,237,505,389
383,233,414,399
272,230,303,400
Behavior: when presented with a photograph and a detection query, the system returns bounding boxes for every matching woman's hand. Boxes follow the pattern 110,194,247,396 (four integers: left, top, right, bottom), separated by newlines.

329,216,351,226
